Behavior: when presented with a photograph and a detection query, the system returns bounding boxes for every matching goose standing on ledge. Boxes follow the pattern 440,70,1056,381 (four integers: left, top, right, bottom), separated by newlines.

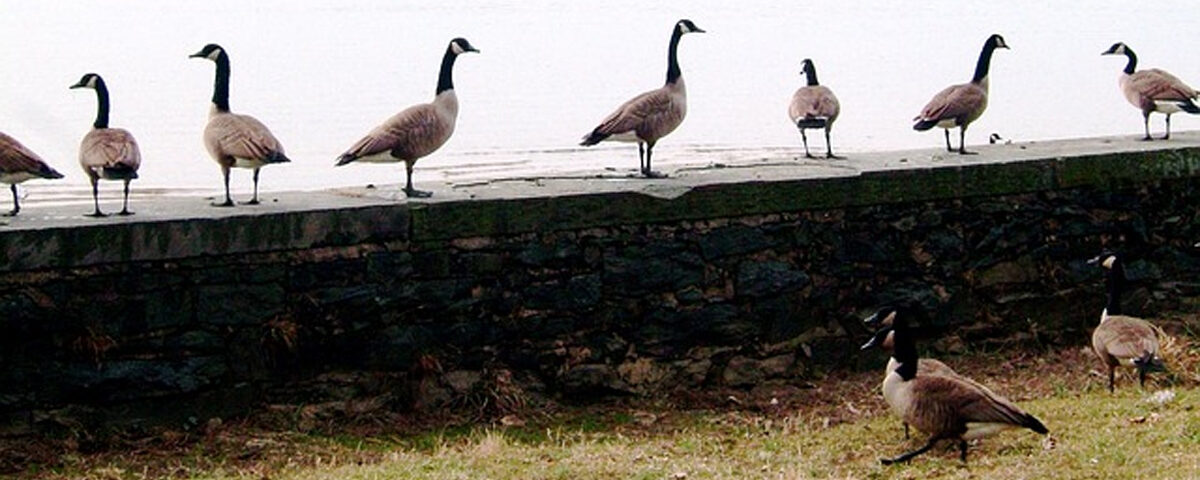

0,133,64,216
580,19,705,178
190,44,290,207
863,305,1048,465
788,58,841,159
336,38,480,198
1087,252,1165,391
913,34,1009,155
70,73,141,217
1101,42,1200,140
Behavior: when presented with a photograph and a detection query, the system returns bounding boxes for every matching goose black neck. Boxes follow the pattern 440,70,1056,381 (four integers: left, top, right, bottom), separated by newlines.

211,52,231,113
666,27,684,85
1105,263,1127,316
91,78,111,129
971,40,999,84
805,65,820,86
1122,49,1138,75
436,46,459,95
890,316,919,380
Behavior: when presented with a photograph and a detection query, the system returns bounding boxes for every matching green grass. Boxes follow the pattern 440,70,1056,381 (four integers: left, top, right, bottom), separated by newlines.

35,385,1199,480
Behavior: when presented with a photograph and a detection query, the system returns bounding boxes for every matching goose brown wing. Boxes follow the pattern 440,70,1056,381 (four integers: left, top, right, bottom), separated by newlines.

1130,69,1200,101
206,113,285,160
911,375,1040,431
592,86,675,137
789,86,839,122
342,104,444,160
0,132,52,175
81,128,141,171
1094,316,1159,360
916,83,985,122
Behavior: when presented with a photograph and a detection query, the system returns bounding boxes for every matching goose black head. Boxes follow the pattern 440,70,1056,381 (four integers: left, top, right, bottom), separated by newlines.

70,73,103,90
863,305,902,331
677,19,706,35
1087,251,1123,271
189,44,226,61
449,37,480,55
987,34,1010,50
1101,42,1129,56
800,58,815,76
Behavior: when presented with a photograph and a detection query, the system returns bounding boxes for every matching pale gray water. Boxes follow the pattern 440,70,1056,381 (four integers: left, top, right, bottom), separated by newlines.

1,1,1198,205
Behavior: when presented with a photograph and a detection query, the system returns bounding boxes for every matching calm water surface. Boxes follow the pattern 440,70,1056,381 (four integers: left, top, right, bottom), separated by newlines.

1,1,1198,205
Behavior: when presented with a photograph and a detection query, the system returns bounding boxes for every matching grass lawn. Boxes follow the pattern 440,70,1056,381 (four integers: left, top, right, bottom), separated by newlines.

15,330,1200,479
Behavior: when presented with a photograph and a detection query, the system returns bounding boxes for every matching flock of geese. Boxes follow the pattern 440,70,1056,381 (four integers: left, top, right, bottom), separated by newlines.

859,251,1167,465
1,20,1199,215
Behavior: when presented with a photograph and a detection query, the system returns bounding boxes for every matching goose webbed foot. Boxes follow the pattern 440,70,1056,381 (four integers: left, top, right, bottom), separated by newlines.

957,149,978,155
2,210,17,217
85,211,108,218
211,199,236,208
1141,135,1154,141
641,170,668,179
241,199,261,206
403,187,433,199
826,153,844,160
1161,133,1170,140
804,153,817,160
118,209,134,216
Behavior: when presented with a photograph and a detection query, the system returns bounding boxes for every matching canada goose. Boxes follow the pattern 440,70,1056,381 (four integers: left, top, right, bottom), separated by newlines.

70,73,141,217
1101,42,1200,141
788,58,841,159
0,132,64,216
580,19,705,178
1087,252,1165,391
913,34,1009,155
862,325,959,440
190,44,290,207
863,305,1048,465
336,38,480,198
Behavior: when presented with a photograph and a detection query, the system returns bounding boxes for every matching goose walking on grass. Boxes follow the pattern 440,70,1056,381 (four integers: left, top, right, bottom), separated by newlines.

0,132,64,216
336,38,480,198
913,34,1009,155
580,19,705,178
863,305,1048,465
861,320,997,440
788,58,840,159
71,73,141,217
1101,42,1200,141
190,44,290,207
1087,252,1165,391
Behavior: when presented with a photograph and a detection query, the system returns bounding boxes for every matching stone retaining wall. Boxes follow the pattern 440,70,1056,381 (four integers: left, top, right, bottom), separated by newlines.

2,136,1199,434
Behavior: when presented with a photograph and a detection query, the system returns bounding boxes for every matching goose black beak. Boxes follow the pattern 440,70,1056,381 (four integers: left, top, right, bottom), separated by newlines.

188,51,206,59
1086,255,1104,265
68,81,86,89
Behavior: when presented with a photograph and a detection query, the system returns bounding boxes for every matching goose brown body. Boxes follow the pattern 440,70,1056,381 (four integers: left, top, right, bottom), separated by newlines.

788,58,840,159
0,132,64,216
1102,42,1200,140
913,34,1008,154
72,73,141,216
1089,252,1165,391
864,307,1048,465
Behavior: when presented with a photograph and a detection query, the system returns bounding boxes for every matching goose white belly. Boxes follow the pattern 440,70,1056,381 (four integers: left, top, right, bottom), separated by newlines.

1152,100,1184,114
353,150,402,164
936,118,958,129
608,131,641,143
0,172,38,184
233,157,267,169
963,421,1015,440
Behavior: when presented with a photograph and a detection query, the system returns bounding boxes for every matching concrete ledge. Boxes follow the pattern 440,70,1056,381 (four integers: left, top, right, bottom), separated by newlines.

3,133,1199,270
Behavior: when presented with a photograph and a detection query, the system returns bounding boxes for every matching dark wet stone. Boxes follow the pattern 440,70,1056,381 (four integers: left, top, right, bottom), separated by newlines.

197,284,284,325
736,261,810,299
560,364,631,397
698,226,772,260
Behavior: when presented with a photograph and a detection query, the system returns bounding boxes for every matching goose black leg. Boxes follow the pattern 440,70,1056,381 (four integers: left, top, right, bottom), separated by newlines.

903,423,910,440
801,129,814,159
242,168,262,205
642,141,666,178
403,161,432,198
119,179,133,215
1108,366,1116,393
86,179,106,217
1139,368,1147,388
1141,112,1153,141
5,184,19,216
881,437,939,465
958,439,969,463
638,142,646,173
213,166,235,207
825,127,842,159
958,126,977,155
1163,114,1172,140
944,129,953,152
